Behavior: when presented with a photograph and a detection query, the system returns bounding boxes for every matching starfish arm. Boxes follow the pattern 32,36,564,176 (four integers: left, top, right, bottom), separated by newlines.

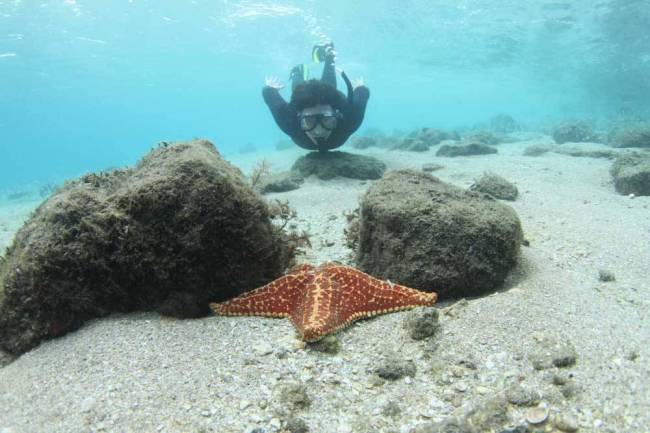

287,272,343,341
210,269,313,318
327,264,437,319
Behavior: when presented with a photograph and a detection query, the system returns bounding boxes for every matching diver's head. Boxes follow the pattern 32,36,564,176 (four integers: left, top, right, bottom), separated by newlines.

291,79,345,144
298,104,341,143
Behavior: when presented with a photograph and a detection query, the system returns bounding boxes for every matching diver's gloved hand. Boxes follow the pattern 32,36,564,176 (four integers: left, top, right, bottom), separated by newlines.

313,41,336,63
324,44,337,63
264,76,284,90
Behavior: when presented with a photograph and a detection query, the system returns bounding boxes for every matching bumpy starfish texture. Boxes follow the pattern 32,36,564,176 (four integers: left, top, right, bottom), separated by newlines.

209,262,437,342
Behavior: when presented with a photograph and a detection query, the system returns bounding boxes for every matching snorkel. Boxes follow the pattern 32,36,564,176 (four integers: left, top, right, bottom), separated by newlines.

341,70,354,104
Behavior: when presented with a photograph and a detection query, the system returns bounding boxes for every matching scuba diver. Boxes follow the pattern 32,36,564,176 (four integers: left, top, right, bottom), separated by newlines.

262,42,370,152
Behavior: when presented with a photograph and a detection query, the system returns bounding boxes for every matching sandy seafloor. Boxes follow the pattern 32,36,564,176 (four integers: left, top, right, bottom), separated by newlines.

0,136,649,433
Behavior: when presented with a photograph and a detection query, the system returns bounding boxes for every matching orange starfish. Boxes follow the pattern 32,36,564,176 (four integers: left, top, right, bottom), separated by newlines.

209,262,437,342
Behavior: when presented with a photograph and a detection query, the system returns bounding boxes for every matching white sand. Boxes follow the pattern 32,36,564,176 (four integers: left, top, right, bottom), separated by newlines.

1,139,649,433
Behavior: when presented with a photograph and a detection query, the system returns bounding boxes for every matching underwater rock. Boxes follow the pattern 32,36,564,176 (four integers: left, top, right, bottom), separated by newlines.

490,114,519,134
523,144,554,156
610,152,650,196
406,308,440,341
422,163,445,173
462,130,500,146
374,357,417,381
356,170,523,298
349,135,378,149
392,137,430,152
375,135,401,149
608,126,650,148
0,349,15,367
554,147,616,159
0,139,295,355
290,151,386,180
529,333,578,370
257,171,304,194
418,128,459,145
400,128,459,150
469,172,519,201
413,397,510,433
436,142,498,157
552,121,595,144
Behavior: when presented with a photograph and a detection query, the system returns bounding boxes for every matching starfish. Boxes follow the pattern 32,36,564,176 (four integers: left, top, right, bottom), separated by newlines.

209,262,437,342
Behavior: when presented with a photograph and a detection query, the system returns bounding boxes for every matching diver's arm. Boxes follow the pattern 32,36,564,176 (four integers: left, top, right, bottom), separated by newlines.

262,86,300,136
345,85,370,132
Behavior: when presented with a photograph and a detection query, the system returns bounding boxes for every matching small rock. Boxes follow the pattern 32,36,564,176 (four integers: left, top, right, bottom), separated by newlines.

625,349,639,361
529,334,577,370
465,397,509,431
422,163,444,173
280,383,311,409
407,308,440,340
551,373,569,386
284,417,309,433
525,405,549,425
253,341,274,356
597,269,616,282
382,401,401,417
506,385,541,406
375,358,417,381
454,382,468,393
554,413,579,432
307,335,340,354
559,382,580,399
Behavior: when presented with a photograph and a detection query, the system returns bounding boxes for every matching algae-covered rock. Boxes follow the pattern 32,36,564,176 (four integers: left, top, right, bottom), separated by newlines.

469,172,519,201
610,152,650,196
356,170,523,298
291,150,385,180
436,143,498,157
609,127,650,148
552,121,595,144
0,139,295,355
490,114,519,133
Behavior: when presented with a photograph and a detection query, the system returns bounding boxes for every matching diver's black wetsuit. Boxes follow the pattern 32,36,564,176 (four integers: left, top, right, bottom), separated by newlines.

262,60,370,152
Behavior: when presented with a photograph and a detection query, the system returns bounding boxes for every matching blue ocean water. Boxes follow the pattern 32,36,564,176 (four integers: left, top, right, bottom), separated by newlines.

1,0,649,190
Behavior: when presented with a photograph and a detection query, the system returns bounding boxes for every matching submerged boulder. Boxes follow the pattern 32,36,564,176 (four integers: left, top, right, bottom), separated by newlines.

609,127,650,148
436,143,498,157
355,170,523,298
0,139,295,355
490,114,519,134
291,151,386,180
552,121,595,144
470,172,519,201
610,152,650,196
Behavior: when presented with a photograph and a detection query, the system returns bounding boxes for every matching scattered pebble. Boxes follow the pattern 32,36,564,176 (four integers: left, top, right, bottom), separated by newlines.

280,383,311,409
374,358,417,381
529,334,577,370
597,269,616,282
422,163,444,173
525,405,549,425
555,413,580,432
506,384,541,406
407,308,440,340
381,401,401,417
307,335,340,354
284,417,309,433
